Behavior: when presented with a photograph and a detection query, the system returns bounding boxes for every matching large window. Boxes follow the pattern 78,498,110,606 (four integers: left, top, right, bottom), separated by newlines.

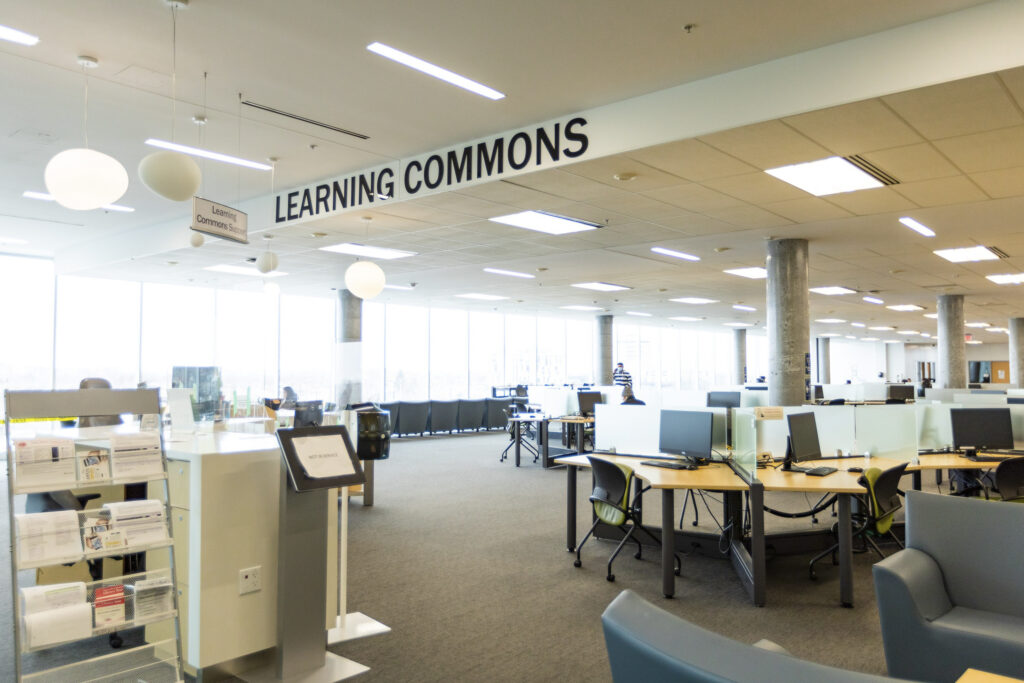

280,293,334,403
140,284,216,392
536,316,566,385
469,311,503,397
362,302,386,402
0,256,54,413
385,305,429,400
505,314,537,386
215,289,277,405
565,318,594,386
55,276,140,390
429,308,468,399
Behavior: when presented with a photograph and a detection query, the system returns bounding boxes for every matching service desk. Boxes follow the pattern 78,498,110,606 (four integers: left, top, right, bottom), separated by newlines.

146,432,338,678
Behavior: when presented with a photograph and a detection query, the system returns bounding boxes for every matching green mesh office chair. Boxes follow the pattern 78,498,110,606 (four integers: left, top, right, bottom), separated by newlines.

995,456,1024,502
810,462,907,580
574,456,681,582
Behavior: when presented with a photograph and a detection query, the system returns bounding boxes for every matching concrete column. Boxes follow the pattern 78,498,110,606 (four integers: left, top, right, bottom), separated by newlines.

816,337,831,384
336,289,372,506
598,314,614,385
1010,318,1024,388
766,239,810,406
733,328,747,385
937,294,967,389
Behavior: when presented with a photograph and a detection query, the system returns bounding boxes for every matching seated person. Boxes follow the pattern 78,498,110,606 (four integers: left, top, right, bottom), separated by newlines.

621,386,645,405
281,386,298,410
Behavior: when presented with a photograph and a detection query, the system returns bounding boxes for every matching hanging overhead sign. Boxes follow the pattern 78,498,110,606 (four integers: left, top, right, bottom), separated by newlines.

192,196,248,244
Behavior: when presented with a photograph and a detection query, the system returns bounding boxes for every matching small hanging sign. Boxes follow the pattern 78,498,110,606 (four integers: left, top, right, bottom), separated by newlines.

192,196,248,244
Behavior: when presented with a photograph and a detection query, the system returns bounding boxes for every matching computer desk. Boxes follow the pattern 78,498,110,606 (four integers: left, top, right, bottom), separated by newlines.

907,452,1020,490
547,415,594,459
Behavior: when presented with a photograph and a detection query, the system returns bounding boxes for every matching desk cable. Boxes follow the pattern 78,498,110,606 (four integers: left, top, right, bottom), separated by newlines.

762,493,838,519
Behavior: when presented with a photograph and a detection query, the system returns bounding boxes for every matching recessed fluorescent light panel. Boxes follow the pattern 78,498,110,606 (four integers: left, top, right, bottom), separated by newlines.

483,267,534,279
367,42,505,100
815,318,846,324
319,243,416,260
923,313,938,319
965,322,990,328
0,237,28,245
765,156,883,196
869,326,894,331
0,24,39,46
457,293,508,301
899,217,936,237
862,337,880,342
887,304,924,312
23,190,134,212
966,340,983,345
933,245,1000,263
724,267,767,279
626,311,652,317
851,322,866,328
651,247,700,261
733,304,756,312
670,316,702,322
819,333,840,338
561,305,602,311
863,296,884,305
671,297,717,304
144,139,272,170
571,282,630,292
489,211,600,236
845,335,857,339
205,264,287,277
988,327,1009,334
920,333,931,338
810,286,856,296
897,330,920,335
987,273,1024,285
884,340,902,344
383,284,414,291
724,322,753,327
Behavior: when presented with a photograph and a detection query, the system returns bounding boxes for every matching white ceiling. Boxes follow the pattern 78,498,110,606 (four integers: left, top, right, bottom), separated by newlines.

2,0,1021,346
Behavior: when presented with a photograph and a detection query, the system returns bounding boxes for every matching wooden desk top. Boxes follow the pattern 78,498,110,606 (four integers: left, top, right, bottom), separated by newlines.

755,457,904,494
557,453,749,491
910,452,1019,471
548,415,595,424
958,669,1024,683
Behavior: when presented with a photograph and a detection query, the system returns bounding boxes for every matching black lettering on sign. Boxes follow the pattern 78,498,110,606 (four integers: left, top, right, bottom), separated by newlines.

477,138,504,178
287,191,299,220
275,195,286,223
359,173,374,204
332,180,348,210
315,184,330,215
447,147,472,185
299,189,313,218
377,167,395,198
404,160,422,194
563,117,589,158
508,132,532,170
424,154,444,189
536,124,559,165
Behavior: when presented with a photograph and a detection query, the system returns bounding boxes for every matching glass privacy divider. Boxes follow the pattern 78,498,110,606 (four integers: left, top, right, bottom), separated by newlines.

5,388,183,683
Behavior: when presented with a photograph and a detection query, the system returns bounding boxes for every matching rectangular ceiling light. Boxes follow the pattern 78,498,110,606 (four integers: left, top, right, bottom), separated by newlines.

489,210,600,235
670,316,702,322
869,326,894,331
851,322,866,328
933,245,1001,263
0,237,28,245
671,297,717,304
0,24,39,46
572,282,630,292
815,318,846,323
810,286,856,296
862,296,884,304
965,322,991,328
966,340,984,345
862,337,880,341
651,246,699,261
457,293,508,301
483,267,534,279
724,267,767,279
887,304,924,312
899,217,935,237
819,333,841,338
561,305,602,311
733,304,756,312
367,42,505,100
724,322,753,327
144,139,272,170
383,284,414,291
626,311,652,317
884,340,902,344
897,330,920,335
23,190,134,212
923,313,938,319
320,243,416,259
987,273,1024,285
765,156,883,196
205,264,287,277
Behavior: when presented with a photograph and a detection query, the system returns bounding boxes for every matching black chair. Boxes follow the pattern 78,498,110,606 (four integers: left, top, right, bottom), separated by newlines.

574,457,681,582
397,401,430,436
428,400,458,434
379,402,400,436
810,462,907,579
456,399,486,432
484,398,509,430
995,457,1024,501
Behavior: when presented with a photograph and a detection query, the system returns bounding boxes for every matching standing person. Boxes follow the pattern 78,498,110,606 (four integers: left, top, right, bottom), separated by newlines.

621,386,645,405
613,362,632,388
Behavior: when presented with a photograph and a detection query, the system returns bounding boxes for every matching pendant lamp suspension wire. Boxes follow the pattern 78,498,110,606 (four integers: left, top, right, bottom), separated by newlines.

81,63,89,149
236,91,242,204
199,70,207,194
170,4,178,142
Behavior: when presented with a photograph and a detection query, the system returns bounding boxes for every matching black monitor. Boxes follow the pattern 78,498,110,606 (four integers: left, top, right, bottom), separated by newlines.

785,412,822,469
658,410,713,463
950,408,1014,451
887,384,916,401
812,385,824,400
707,391,741,409
577,391,604,417
293,400,324,428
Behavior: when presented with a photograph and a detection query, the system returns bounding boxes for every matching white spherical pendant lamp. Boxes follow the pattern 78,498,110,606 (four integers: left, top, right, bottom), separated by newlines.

189,230,205,248
44,148,129,210
256,251,279,274
138,151,201,201
344,260,385,300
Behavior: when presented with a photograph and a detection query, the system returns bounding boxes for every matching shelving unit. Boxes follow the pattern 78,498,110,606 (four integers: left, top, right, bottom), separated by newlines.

5,388,183,683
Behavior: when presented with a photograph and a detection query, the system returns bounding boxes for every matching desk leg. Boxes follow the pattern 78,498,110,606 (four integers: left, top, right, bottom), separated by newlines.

566,465,577,552
662,489,675,598
576,423,585,455
838,493,853,608
542,421,550,467
514,421,521,467
912,470,922,491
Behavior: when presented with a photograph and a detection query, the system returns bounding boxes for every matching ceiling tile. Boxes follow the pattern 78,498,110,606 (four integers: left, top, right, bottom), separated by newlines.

970,167,1024,199
626,138,757,181
698,120,831,169
702,205,792,230
859,143,960,183
933,125,1024,174
882,74,1024,139
824,187,918,215
892,176,988,207
762,197,854,223
702,172,808,204
783,99,922,154
642,183,743,213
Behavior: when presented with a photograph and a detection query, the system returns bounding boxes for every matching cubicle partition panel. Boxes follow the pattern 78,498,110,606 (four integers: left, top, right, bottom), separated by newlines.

853,405,918,460
915,403,958,451
528,387,575,416
755,406,857,459
594,404,660,456
952,393,1008,405
456,399,486,431
428,400,459,434
731,409,759,479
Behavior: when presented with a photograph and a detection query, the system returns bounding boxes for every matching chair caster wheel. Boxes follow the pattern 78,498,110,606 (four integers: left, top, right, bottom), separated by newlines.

109,634,123,648
606,574,615,582
809,571,817,580
692,521,698,527
634,552,642,560
675,568,681,576
573,559,581,568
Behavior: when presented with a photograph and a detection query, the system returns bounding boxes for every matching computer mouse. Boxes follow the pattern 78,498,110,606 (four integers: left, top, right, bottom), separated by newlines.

847,466,863,473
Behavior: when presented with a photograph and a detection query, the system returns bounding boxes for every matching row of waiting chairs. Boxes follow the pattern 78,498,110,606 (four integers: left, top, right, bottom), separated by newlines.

379,398,510,437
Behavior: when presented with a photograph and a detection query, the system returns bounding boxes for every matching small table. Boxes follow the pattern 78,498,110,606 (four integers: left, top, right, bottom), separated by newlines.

504,415,548,467
548,415,594,459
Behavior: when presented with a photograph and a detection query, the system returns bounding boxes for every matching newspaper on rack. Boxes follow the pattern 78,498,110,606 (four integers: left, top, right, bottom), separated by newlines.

101,500,167,546
12,438,77,490
109,432,163,480
15,510,83,566
130,576,174,621
20,582,86,616
22,602,93,649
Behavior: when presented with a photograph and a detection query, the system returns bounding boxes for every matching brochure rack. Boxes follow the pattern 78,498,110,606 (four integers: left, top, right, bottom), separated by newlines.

5,388,183,683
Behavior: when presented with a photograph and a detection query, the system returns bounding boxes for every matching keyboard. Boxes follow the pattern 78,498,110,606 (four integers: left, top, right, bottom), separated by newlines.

803,466,838,477
984,449,1024,456
640,460,698,471
964,454,1015,463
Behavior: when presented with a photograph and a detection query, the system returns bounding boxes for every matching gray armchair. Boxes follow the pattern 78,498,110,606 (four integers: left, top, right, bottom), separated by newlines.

602,589,895,682
873,490,1024,682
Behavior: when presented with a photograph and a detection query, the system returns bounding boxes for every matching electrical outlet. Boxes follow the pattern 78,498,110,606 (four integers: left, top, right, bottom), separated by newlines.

239,566,262,595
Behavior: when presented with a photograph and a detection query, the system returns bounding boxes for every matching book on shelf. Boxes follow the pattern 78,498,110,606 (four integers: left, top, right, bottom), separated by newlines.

13,437,76,489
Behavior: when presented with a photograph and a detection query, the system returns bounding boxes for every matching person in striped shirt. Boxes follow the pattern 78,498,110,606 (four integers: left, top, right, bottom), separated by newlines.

613,362,632,388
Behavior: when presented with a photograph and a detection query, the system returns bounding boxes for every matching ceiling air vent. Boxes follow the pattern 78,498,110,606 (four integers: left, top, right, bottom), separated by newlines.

843,155,899,186
987,246,1010,259
241,101,369,140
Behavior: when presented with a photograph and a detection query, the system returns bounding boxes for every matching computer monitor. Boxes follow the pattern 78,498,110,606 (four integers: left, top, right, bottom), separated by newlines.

577,391,604,417
812,385,825,401
887,384,915,401
785,412,822,470
293,400,324,428
707,391,741,409
950,408,1014,451
658,410,713,463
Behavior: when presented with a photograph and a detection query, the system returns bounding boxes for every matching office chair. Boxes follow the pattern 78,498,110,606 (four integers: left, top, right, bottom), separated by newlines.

574,457,681,582
995,457,1024,501
809,462,907,580
77,378,123,427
